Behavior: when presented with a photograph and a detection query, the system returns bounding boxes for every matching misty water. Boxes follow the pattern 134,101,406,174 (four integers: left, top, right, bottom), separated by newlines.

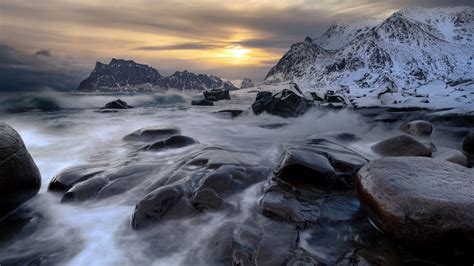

0,91,470,265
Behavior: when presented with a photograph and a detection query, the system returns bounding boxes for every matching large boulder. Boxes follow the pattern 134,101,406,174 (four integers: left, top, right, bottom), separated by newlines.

251,89,310,118
463,131,474,154
371,135,432,157
203,89,230,101
0,123,41,217
356,157,474,245
102,99,133,109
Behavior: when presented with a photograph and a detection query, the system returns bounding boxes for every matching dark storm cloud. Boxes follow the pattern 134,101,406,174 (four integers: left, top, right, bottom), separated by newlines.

35,49,52,57
0,44,86,91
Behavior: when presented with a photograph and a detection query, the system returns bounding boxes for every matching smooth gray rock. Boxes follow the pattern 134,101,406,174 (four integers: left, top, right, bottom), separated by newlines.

371,135,432,157
0,123,41,218
356,157,474,245
400,120,433,137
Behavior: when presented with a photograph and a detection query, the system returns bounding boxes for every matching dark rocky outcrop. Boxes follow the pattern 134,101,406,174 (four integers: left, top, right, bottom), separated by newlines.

356,157,474,245
102,99,134,109
400,120,433,136
371,134,432,157
251,89,310,118
0,123,41,218
463,131,474,154
191,99,214,106
122,126,181,142
203,89,230,101
131,147,271,229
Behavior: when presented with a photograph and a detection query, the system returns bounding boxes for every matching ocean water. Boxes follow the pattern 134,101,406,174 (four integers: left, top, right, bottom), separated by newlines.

0,90,469,265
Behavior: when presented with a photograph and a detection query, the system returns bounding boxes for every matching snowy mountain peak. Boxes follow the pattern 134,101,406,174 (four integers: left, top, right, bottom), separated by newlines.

265,6,474,110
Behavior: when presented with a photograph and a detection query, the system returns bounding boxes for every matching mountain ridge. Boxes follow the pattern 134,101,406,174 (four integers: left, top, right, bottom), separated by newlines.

265,6,474,110
79,58,237,92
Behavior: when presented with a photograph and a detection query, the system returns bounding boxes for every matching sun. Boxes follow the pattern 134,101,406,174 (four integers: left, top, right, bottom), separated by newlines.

227,45,250,59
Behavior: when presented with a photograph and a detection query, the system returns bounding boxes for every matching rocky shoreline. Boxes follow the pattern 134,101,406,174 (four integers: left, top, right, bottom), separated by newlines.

0,95,473,265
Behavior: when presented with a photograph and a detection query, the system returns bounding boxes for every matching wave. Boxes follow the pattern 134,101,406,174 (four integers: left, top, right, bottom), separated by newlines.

0,90,190,113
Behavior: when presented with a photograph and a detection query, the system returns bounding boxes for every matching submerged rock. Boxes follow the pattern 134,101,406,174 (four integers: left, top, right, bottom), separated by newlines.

139,135,197,152
371,135,432,157
356,157,474,245
251,89,310,118
400,120,433,137
214,109,244,118
463,131,474,154
48,163,108,193
0,123,41,218
203,89,230,101
123,126,181,142
102,99,134,109
191,99,214,106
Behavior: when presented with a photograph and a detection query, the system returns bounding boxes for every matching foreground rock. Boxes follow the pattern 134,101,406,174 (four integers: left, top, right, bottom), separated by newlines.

203,89,230,101
400,120,433,137
259,139,367,227
0,123,41,218
102,99,134,109
251,89,310,118
434,147,470,167
132,147,270,229
371,135,432,157
191,99,214,106
463,131,474,154
356,157,474,245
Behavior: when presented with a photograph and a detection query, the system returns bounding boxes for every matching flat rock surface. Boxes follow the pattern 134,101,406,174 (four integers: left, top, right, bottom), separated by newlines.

356,157,474,244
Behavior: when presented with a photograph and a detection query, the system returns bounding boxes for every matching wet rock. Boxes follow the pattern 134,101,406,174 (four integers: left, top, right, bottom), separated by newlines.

191,99,214,106
252,89,310,118
371,135,432,157
61,177,108,203
258,123,288,129
259,184,320,227
335,247,403,266
122,126,181,142
232,218,300,265
203,89,230,101
356,157,474,245
0,123,41,217
102,99,134,109
48,163,107,193
463,131,474,154
139,135,197,152
214,109,244,118
133,147,270,229
400,120,433,137
434,147,470,167
276,140,368,189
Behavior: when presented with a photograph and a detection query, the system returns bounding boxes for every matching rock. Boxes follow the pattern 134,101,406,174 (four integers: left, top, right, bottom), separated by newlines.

203,89,230,101
191,99,214,106
240,78,255,89
252,89,310,118
122,126,181,142
434,147,470,167
356,157,474,245
61,177,108,203
214,109,244,118
400,120,433,136
48,163,107,193
335,247,403,266
102,99,133,109
371,135,432,157
0,123,41,217
275,140,368,189
463,131,474,154
139,135,197,152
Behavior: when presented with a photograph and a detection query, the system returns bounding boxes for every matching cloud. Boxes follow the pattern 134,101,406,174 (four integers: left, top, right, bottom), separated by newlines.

35,49,51,57
134,42,219,51
0,44,86,91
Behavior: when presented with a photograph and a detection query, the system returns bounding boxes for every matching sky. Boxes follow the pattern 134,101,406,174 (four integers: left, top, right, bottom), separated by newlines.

0,0,473,90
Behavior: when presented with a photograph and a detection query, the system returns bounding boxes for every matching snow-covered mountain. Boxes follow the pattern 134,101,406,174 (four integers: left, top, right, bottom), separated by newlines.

266,7,474,110
79,59,237,92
